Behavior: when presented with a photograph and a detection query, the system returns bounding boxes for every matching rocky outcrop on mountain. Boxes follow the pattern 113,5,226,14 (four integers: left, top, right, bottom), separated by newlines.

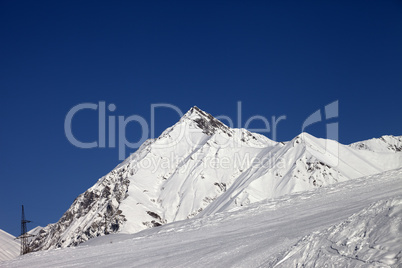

30,165,130,250
349,135,402,152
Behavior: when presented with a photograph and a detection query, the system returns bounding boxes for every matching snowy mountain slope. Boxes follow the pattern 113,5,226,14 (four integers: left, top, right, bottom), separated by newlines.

199,132,402,216
27,226,43,244
29,106,402,251
349,135,402,153
268,197,402,267
0,229,19,262
4,168,402,268
30,107,276,250
28,226,43,236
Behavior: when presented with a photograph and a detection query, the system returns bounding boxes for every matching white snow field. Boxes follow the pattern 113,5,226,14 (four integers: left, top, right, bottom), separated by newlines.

26,226,43,244
0,229,19,262
4,168,402,268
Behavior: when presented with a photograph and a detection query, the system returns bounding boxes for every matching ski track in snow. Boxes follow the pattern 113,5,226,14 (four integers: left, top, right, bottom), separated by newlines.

3,168,402,268
266,197,402,267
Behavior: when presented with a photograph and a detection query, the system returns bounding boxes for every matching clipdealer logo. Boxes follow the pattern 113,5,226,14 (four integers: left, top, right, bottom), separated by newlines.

64,101,338,162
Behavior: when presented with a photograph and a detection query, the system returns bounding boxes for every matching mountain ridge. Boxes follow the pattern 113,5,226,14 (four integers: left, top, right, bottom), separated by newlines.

29,106,402,251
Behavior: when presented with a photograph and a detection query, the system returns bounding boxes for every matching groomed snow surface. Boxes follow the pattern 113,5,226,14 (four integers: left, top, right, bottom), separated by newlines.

3,168,402,267
0,229,19,262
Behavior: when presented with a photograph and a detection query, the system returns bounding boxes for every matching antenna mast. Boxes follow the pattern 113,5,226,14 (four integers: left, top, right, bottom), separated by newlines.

16,205,34,255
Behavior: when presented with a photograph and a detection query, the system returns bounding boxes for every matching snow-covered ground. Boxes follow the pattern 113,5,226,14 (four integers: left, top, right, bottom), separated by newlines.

4,168,402,267
268,197,402,267
0,229,19,262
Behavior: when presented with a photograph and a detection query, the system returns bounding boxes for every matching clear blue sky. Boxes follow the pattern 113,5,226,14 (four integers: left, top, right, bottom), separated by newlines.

1,0,401,236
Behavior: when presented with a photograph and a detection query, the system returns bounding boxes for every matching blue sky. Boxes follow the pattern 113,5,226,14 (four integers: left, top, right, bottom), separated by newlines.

1,0,401,236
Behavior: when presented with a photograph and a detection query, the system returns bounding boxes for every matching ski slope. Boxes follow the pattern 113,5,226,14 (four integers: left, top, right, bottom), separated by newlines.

4,168,402,267
268,197,402,267
0,229,19,262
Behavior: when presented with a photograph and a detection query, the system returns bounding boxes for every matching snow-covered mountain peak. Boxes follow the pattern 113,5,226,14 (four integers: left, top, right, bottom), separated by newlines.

180,106,232,137
28,106,402,252
183,106,211,119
